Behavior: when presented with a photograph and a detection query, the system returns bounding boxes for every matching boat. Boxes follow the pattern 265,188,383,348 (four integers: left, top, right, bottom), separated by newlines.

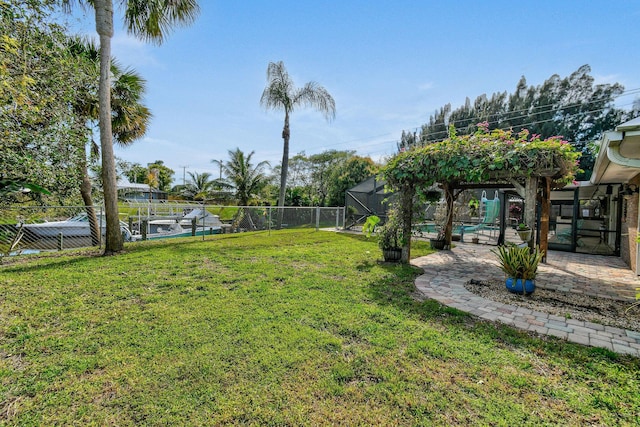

144,222,220,240
148,208,223,233
179,208,223,231
21,212,138,242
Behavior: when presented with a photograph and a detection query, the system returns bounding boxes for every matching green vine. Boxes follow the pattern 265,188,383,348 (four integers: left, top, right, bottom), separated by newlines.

384,124,581,189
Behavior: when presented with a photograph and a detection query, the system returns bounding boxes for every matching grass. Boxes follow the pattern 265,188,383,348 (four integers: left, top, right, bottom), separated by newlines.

1,230,639,425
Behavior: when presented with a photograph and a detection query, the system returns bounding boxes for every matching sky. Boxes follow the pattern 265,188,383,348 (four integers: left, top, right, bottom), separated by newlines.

65,1,640,185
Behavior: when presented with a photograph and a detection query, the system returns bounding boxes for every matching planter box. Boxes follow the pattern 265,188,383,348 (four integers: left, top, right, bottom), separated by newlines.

430,239,446,250
505,277,535,295
383,248,402,262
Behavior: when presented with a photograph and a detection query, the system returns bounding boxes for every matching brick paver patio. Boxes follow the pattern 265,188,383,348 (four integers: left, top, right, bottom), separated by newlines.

411,243,640,357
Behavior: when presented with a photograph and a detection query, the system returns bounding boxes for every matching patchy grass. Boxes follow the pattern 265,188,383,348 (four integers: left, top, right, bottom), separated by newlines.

1,230,638,425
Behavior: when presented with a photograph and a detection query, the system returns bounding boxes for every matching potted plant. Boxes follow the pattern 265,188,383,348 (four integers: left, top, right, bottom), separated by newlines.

429,229,447,250
363,212,404,262
516,222,532,242
377,221,403,261
429,201,449,250
492,245,544,295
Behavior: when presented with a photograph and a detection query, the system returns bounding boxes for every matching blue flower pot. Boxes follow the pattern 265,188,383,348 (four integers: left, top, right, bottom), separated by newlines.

505,278,535,295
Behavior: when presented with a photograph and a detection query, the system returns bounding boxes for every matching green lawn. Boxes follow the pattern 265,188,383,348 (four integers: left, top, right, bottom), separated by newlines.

1,230,638,425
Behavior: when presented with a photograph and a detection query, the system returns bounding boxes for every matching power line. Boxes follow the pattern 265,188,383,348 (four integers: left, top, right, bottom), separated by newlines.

408,87,640,135
404,99,638,144
283,87,640,162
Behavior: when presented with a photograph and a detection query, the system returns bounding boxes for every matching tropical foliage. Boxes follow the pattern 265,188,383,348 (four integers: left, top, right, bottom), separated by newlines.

214,148,270,206
384,124,581,262
68,37,151,244
1,0,87,206
62,0,200,254
145,160,174,192
492,245,544,281
181,171,219,200
399,65,632,180
387,124,581,189
273,150,377,206
375,206,406,251
260,61,336,210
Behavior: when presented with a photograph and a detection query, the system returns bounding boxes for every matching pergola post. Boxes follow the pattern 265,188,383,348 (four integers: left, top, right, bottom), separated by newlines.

400,184,415,264
539,177,551,262
524,176,538,250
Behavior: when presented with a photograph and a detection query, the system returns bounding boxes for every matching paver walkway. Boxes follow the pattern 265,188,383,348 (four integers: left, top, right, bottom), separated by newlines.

411,243,640,357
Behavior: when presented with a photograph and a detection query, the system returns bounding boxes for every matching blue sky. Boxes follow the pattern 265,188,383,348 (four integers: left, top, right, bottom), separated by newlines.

66,1,640,185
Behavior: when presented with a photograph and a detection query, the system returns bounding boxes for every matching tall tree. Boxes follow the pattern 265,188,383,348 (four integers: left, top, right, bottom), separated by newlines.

260,61,336,214
70,38,151,245
183,171,217,200
407,65,628,180
308,150,352,206
326,156,377,207
121,162,148,183
1,0,87,206
145,160,174,192
215,149,270,206
63,0,200,254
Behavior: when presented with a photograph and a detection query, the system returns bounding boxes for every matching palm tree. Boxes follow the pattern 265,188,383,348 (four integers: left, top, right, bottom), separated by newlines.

183,171,217,200
260,61,336,213
214,149,270,206
70,38,151,245
63,0,200,254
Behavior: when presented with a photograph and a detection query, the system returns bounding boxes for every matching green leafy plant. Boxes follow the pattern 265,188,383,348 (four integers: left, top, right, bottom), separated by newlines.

376,206,406,251
492,245,544,281
377,222,402,250
626,287,640,314
362,215,380,238
468,197,479,216
517,223,530,231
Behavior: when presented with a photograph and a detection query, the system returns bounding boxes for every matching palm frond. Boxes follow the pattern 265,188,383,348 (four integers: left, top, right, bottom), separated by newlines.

124,0,200,45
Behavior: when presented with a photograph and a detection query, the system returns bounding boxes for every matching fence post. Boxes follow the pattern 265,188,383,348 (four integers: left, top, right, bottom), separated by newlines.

316,206,320,231
335,207,340,230
268,207,272,236
100,206,104,249
57,232,63,251
202,202,206,241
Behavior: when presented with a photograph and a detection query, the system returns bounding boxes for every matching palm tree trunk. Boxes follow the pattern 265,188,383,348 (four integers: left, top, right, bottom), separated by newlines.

277,111,290,228
80,146,101,246
94,0,122,254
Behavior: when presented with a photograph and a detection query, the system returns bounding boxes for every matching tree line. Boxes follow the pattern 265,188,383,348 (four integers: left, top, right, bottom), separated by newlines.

117,149,377,207
399,65,640,180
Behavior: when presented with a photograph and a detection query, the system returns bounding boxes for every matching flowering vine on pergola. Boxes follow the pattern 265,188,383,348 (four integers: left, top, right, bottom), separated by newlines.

382,123,581,263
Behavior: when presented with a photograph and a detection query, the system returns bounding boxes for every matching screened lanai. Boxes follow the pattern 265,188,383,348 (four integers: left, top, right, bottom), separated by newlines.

344,176,393,229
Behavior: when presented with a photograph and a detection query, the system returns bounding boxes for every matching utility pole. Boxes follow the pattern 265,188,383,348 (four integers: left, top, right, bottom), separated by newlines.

180,165,188,185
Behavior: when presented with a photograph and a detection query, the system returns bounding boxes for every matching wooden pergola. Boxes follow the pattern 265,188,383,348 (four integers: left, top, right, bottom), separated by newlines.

382,127,581,264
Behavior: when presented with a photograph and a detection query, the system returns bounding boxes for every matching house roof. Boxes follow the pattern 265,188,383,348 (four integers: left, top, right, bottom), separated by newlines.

591,117,640,184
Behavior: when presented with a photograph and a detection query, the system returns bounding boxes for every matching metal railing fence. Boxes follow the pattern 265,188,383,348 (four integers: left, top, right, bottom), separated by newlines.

0,204,345,260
